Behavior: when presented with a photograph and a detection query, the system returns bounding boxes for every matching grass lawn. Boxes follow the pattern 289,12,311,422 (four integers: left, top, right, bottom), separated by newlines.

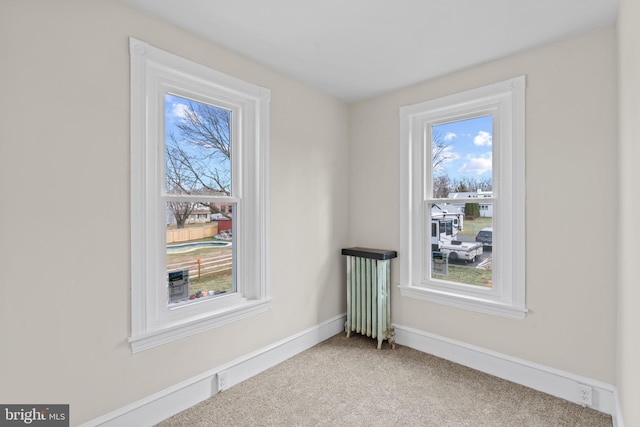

167,235,233,301
166,245,231,263
188,271,233,295
168,269,233,301
433,264,492,287
457,217,492,238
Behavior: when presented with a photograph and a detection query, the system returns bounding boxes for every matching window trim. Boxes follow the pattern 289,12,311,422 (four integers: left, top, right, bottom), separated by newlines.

129,37,271,353
398,76,526,319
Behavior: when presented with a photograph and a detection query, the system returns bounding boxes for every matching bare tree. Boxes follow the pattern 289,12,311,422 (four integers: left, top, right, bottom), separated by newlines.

476,177,492,191
433,175,451,198
165,99,232,226
453,178,471,193
168,201,196,229
451,177,493,193
167,100,231,195
432,130,456,197
432,130,455,175
175,101,231,163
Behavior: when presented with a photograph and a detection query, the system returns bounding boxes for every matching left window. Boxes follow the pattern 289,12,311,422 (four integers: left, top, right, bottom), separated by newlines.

129,38,271,353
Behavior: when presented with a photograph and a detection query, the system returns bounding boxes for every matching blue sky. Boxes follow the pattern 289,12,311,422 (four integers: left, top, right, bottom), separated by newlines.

165,95,492,187
165,94,193,140
432,115,493,183
164,94,231,186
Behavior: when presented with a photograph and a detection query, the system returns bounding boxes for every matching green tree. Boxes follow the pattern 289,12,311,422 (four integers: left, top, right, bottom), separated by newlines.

464,202,480,219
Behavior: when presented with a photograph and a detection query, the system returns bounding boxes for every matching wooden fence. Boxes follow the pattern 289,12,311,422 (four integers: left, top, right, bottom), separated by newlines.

166,224,218,244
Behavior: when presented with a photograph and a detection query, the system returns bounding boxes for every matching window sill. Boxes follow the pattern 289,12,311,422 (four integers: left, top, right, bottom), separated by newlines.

129,298,271,353
398,284,527,320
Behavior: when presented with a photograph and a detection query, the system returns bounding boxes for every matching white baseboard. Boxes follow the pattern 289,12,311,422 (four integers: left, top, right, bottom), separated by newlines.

82,317,623,427
393,324,623,427
81,314,347,427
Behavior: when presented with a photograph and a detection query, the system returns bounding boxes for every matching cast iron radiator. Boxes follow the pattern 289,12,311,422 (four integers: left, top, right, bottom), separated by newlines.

341,247,398,349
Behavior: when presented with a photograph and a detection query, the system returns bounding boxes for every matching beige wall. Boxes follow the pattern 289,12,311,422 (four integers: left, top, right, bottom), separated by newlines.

618,0,640,424
349,28,618,383
0,1,349,424
0,0,629,424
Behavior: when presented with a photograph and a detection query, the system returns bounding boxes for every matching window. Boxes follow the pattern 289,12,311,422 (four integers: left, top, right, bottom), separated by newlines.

129,38,271,352
399,76,526,319
164,94,235,304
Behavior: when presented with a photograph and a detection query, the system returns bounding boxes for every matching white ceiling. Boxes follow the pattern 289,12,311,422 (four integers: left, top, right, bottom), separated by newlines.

125,0,619,102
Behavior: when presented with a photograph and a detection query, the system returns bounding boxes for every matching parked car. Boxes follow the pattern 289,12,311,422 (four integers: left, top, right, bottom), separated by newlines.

475,227,493,247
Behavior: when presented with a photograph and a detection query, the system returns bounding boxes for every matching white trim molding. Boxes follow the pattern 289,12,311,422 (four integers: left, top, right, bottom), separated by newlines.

81,315,347,427
399,76,526,319
129,37,271,352
394,324,622,426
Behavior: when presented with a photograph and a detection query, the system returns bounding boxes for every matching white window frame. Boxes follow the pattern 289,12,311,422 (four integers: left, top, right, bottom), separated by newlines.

129,38,271,353
399,76,526,319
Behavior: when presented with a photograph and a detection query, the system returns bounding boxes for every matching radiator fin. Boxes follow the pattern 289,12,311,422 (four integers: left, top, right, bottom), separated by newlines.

345,254,394,349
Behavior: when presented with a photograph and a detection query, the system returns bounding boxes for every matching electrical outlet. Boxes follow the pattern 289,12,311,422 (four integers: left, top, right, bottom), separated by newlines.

217,370,229,392
577,384,593,406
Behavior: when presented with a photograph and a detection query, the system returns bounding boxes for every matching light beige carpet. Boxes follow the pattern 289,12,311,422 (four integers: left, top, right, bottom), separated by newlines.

157,333,612,426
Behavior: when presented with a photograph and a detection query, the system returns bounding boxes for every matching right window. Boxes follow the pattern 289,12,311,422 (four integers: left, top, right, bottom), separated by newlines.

399,76,526,319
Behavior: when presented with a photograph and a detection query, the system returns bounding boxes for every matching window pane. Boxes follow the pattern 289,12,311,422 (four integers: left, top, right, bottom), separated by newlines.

165,94,232,197
429,115,493,288
431,115,492,198
430,204,493,288
166,202,235,305
164,94,235,306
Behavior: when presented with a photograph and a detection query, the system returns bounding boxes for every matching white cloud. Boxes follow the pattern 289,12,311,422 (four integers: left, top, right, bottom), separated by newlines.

432,146,460,173
443,132,456,142
442,146,460,163
458,153,492,175
171,102,191,119
473,131,492,146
